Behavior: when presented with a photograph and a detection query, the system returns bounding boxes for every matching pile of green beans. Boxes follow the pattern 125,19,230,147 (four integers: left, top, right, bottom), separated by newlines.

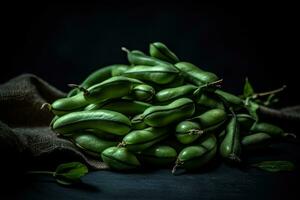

47,42,292,174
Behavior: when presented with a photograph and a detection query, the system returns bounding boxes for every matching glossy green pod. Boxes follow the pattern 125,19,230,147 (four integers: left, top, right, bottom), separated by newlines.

50,92,89,116
50,115,59,128
175,134,217,171
80,129,123,141
80,65,117,88
122,65,179,85
131,50,146,56
122,127,169,152
131,114,148,130
88,99,152,116
241,132,272,147
142,98,195,127
52,110,131,136
101,147,140,170
250,122,285,137
122,47,172,67
175,121,202,144
111,65,130,76
155,84,197,102
130,84,155,102
72,132,118,157
194,93,224,110
84,76,143,102
191,109,227,128
212,89,243,108
149,42,179,64
219,116,241,163
139,145,177,167
175,62,219,86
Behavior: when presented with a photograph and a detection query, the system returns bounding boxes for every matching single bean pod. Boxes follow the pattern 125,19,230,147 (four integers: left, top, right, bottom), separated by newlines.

84,76,143,103
86,99,152,116
80,64,121,88
49,92,88,116
141,98,195,127
122,47,172,67
111,65,130,76
122,127,169,152
149,42,179,64
219,116,241,163
52,110,131,136
194,93,225,110
241,132,272,148
130,84,155,102
139,145,177,167
250,122,294,138
155,84,197,102
190,108,227,128
175,121,203,144
173,134,217,172
210,89,243,109
72,132,118,157
122,65,179,85
101,147,140,170
175,62,219,86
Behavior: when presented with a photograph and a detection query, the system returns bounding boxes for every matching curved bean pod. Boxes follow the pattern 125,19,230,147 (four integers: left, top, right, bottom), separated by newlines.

130,84,155,102
241,132,272,147
155,84,197,102
149,42,179,64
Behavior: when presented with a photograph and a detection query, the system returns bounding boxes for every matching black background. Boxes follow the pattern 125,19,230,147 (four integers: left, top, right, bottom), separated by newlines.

1,2,299,107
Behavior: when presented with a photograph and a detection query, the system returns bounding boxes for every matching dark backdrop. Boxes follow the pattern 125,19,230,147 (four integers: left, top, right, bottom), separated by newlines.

1,2,298,106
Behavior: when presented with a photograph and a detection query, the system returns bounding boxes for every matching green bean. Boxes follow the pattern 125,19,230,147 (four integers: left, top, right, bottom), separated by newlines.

194,93,224,110
111,65,130,76
219,116,241,163
155,84,197,102
80,65,119,88
122,65,179,85
149,42,179,64
173,134,217,172
72,132,118,157
250,122,294,138
80,129,123,141
52,110,131,136
160,75,185,88
175,121,202,144
241,132,272,147
101,147,140,170
130,84,155,102
49,92,88,116
237,114,256,131
84,76,143,103
139,145,177,167
131,114,148,130
190,109,227,128
122,127,169,152
122,47,172,67
175,62,219,86
141,98,195,127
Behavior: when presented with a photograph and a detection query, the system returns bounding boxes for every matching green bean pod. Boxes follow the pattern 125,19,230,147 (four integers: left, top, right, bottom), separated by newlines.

131,50,146,56
174,134,217,172
190,109,227,128
123,47,172,67
122,65,179,85
141,98,195,127
212,89,243,108
52,110,131,136
149,42,179,64
111,65,130,76
122,127,169,152
84,76,143,102
155,84,197,102
237,114,256,131
219,116,241,163
72,132,118,157
50,115,59,128
194,93,224,110
131,114,148,130
130,84,155,102
80,65,120,88
175,62,219,86
67,88,80,97
160,75,185,88
101,147,140,170
241,132,272,148
50,92,88,116
139,145,177,167
250,122,290,137
175,121,202,144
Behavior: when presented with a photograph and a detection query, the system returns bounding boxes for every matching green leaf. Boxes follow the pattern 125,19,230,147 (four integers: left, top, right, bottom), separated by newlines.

243,77,255,98
244,98,259,121
54,162,89,185
252,161,295,172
